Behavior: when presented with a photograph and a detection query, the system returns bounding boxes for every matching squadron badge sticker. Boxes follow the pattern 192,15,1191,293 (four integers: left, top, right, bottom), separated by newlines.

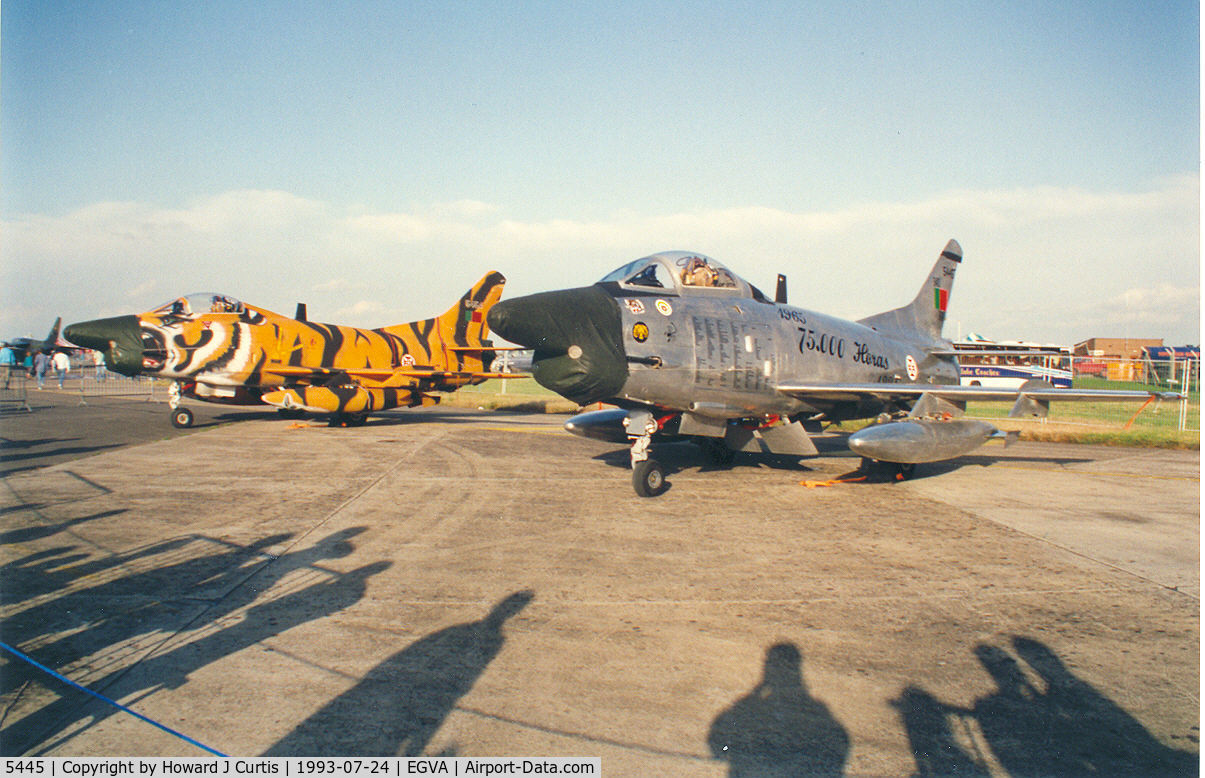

632,322,650,342
624,298,646,315
905,354,919,381
655,300,673,316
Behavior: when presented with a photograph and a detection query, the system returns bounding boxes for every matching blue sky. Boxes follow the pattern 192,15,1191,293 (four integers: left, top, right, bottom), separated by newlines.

2,1,1200,344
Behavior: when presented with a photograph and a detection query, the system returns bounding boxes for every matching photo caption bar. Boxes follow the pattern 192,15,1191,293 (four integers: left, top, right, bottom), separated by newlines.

3,759,601,778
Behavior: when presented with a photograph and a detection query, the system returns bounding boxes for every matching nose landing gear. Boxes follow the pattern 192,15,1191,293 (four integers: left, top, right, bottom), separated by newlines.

627,410,671,497
169,381,194,428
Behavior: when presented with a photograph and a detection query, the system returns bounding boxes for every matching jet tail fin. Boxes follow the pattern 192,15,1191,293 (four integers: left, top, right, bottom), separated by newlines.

47,317,62,347
432,271,506,372
436,271,506,345
857,239,961,341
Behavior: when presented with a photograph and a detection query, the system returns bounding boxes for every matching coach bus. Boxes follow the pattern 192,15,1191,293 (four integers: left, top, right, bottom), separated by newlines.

953,340,1073,389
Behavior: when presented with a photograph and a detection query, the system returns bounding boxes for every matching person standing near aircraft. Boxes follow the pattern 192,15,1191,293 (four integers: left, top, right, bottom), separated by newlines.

0,344,15,388
92,348,107,380
32,351,49,389
52,350,71,388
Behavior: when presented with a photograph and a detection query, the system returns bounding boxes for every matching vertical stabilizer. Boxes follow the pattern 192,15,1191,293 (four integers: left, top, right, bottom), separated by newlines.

857,240,961,341
386,272,506,374
435,271,506,349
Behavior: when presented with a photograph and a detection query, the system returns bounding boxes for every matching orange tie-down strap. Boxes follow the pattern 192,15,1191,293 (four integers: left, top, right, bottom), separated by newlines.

799,475,869,488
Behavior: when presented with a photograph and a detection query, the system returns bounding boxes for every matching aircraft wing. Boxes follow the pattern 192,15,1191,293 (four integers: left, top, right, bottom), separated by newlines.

776,382,1183,404
262,365,517,381
258,363,520,417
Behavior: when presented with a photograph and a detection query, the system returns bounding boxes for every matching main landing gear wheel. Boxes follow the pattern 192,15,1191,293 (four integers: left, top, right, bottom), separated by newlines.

170,407,194,429
632,459,667,497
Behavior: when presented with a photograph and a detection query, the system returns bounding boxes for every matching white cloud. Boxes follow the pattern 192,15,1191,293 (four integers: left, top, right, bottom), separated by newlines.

311,278,369,293
333,300,386,320
3,176,1198,343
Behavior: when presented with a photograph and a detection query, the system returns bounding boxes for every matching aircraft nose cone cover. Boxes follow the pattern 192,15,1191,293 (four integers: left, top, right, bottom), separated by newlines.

64,315,144,376
488,286,628,405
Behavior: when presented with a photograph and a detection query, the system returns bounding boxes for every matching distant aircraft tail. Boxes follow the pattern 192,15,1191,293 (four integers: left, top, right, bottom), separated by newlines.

857,239,961,342
47,317,62,347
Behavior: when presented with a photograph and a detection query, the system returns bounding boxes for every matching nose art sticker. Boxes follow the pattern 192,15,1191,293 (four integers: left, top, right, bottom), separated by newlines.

632,322,650,342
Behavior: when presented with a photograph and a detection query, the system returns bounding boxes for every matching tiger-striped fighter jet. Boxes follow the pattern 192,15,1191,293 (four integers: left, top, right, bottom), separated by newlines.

65,272,508,428
488,241,1181,496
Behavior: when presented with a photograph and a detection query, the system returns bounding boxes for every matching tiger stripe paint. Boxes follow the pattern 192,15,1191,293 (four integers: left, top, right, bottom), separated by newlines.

84,273,507,419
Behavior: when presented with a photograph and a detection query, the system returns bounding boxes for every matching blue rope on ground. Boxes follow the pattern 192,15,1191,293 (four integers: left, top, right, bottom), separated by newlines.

0,641,227,757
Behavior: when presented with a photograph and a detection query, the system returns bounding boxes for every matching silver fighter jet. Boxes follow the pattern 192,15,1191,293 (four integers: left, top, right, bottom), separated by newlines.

488,241,1179,496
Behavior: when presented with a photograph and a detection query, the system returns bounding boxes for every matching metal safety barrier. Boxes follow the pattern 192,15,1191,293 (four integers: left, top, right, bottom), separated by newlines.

0,368,32,412
74,363,159,404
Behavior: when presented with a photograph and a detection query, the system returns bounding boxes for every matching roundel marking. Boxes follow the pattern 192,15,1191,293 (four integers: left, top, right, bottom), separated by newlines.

655,300,673,316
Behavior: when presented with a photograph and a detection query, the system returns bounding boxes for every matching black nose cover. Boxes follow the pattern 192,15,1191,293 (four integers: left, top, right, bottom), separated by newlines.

487,286,628,405
64,315,144,376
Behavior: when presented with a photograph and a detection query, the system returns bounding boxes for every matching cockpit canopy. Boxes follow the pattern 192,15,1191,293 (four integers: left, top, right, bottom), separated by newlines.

597,251,765,299
150,293,245,317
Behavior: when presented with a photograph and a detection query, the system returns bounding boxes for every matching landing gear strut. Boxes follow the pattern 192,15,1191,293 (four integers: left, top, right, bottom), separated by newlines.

168,381,193,428
628,411,667,497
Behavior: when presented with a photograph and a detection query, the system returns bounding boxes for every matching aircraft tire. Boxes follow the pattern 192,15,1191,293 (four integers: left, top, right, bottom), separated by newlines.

171,407,194,429
632,459,667,497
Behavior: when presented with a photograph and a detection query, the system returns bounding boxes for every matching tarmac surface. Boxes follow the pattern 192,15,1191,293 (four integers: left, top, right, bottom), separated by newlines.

0,392,1199,775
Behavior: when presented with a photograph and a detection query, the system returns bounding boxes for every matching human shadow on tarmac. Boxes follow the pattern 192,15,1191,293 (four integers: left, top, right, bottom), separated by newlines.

0,532,292,692
0,444,124,475
892,636,1198,777
708,642,849,777
2,529,389,756
0,508,127,547
264,590,535,756
0,437,82,451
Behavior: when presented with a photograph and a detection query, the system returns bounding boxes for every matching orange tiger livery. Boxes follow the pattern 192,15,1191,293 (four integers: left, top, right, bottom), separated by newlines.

65,272,509,427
